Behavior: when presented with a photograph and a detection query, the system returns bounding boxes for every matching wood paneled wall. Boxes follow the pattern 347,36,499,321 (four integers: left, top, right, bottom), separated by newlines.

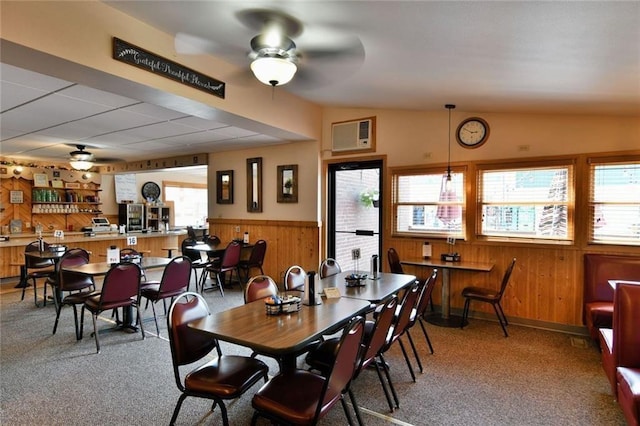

207,218,321,286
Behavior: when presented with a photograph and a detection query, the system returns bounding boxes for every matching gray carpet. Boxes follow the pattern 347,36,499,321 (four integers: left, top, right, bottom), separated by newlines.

0,272,625,425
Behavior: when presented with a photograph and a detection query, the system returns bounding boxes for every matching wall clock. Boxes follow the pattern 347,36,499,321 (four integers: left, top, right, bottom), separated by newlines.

141,181,161,201
456,117,490,148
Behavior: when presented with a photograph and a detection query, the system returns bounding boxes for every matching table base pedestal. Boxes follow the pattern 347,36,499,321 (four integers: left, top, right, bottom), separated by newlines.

425,312,467,328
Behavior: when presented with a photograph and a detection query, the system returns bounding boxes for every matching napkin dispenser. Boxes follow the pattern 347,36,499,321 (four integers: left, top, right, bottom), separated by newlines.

303,271,321,306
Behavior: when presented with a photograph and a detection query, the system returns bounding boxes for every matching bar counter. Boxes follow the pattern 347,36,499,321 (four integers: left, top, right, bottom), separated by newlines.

0,230,186,279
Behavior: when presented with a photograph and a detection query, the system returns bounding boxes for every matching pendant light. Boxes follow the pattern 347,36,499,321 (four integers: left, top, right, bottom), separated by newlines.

444,104,456,190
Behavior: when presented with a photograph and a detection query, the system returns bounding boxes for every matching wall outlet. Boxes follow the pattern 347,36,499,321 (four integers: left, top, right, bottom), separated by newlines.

447,237,456,245
351,248,361,260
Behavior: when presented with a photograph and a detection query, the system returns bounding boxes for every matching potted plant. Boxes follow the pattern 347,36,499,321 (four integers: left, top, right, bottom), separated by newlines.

360,189,380,208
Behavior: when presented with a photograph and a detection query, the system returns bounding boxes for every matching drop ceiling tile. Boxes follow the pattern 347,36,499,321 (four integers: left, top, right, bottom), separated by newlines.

1,81,50,111
57,85,140,108
0,63,71,92
124,121,203,139
172,115,227,130
123,103,188,121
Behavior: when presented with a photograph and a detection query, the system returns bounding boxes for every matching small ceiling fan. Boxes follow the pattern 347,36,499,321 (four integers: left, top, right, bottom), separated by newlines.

175,8,365,89
67,144,123,170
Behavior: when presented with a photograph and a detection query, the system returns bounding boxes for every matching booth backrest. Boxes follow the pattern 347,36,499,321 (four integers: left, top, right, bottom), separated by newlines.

584,254,640,317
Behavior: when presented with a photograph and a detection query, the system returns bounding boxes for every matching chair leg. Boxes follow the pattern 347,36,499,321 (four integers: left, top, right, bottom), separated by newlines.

493,303,509,337
461,299,471,329
397,338,416,382
91,313,101,353
52,303,63,335
378,353,400,408
136,303,145,340
150,300,160,335
348,389,364,426
169,394,188,426
71,304,82,340
418,317,434,354
340,394,356,426
405,329,423,373
372,358,395,412
497,302,509,326
215,273,225,297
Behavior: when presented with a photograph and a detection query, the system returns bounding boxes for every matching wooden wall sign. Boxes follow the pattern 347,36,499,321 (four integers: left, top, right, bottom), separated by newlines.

113,37,225,99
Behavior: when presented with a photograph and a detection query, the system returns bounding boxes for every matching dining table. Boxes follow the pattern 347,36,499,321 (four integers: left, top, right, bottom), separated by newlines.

62,256,172,331
188,297,371,371
317,271,417,303
401,258,494,327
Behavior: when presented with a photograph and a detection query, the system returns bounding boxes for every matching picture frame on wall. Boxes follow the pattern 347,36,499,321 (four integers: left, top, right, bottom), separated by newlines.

33,173,49,187
216,170,234,204
10,191,23,204
277,164,298,203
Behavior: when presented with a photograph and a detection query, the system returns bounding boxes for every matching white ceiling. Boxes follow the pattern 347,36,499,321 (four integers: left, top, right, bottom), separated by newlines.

1,1,639,166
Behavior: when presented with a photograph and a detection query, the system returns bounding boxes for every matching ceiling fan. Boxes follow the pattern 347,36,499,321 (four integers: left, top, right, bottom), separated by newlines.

175,8,365,89
67,144,123,170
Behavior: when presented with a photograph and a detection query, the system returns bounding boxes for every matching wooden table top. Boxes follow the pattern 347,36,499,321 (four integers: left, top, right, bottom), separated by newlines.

188,297,370,357
402,258,494,272
62,256,171,276
317,271,416,303
185,241,253,252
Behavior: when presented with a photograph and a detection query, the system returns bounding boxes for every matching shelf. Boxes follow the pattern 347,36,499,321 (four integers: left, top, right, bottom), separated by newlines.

32,212,102,215
32,202,101,205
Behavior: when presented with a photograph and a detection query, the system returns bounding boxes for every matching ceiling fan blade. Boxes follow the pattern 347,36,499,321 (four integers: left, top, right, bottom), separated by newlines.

236,8,303,38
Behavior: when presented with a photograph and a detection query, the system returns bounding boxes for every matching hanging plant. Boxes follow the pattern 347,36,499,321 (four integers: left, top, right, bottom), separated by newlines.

360,189,380,208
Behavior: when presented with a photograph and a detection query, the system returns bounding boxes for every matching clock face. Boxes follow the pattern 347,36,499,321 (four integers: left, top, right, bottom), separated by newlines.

141,181,161,201
456,117,489,148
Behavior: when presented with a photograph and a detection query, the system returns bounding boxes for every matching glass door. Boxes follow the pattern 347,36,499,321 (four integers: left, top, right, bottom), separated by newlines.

328,160,383,274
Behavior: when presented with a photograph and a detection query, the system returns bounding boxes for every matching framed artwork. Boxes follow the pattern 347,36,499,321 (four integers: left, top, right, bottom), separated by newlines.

246,157,263,212
51,180,64,188
216,170,234,204
10,191,23,204
33,173,49,187
277,164,298,203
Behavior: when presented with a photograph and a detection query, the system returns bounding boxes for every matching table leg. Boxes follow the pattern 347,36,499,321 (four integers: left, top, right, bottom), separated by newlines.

425,268,467,328
441,268,451,319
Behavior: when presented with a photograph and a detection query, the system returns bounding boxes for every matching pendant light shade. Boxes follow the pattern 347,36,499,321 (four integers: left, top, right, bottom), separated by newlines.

69,145,95,171
444,104,456,190
251,56,298,87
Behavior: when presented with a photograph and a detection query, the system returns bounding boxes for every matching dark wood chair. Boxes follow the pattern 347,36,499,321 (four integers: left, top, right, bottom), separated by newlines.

387,247,404,274
461,257,517,337
22,240,55,306
180,237,209,292
238,239,267,283
411,268,438,355
140,256,191,335
48,248,97,340
244,275,278,304
251,316,365,426
319,258,341,278
284,265,306,292
81,262,144,353
168,292,269,426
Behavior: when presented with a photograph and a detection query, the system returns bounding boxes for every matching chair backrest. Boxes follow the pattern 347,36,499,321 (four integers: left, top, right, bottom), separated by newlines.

167,292,220,376
584,254,640,304
414,269,438,319
159,256,192,294
186,226,197,240
358,296,398,375
319,258,342,278
387,248,404,274
205,235,222,258
497,258,517,299
614,283,640,368
181,238,202,262
98,263,141,307
388,281,420,345
57,248,93,291
284,265,306,292
317,316,365,418
220,241,242,269
25,240,54,268
244,275,279,303
247,239,267,266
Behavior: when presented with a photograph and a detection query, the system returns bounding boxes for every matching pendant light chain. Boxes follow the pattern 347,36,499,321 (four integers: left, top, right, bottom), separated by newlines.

445,104,456,181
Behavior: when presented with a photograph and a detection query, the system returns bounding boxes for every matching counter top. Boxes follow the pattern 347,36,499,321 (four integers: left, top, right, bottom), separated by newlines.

0,229,186,248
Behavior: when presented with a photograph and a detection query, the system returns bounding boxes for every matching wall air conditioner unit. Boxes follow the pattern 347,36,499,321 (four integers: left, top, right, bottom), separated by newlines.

331,117,376,155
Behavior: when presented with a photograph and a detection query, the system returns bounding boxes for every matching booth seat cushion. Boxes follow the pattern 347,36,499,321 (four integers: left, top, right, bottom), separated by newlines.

599,328,616,396
586,302,614,341
616,367,640,426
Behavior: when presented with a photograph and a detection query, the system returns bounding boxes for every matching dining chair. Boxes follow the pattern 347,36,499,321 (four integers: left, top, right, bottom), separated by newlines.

461,257,517,337
238,239,267,283
306,295,400,414
203,241,242,296
244,275,278,304
167,292,269,426
80,262,144,353
284,264,306,292
251,316,365,426
319,258,342,278
21,240,56,306
180,237,209,292
140,256,191,335
48,248,97,340
387,247,404,274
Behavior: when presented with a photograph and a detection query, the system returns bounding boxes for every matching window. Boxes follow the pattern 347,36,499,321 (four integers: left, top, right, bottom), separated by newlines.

478,162,574,242
589,158,640,246
164,181,208,227
392,168,465,238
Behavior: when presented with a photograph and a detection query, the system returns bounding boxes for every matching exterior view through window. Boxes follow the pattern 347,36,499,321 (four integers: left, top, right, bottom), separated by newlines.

164,185,208,228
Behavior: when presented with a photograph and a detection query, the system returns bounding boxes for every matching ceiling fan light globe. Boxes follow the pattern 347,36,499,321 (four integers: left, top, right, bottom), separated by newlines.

251,56,297,86
69,159,94,171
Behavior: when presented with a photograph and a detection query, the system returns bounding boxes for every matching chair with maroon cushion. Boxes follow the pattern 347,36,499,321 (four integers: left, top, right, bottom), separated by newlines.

251,316,365,426
140,256,192,336
319,258,341,278
203,241,242,296
387,247,404,274
244,275,278,304
598,282,640,401
306,295,400,414
120,247,146,281
48,248,97,340
584,254,640,342
238,239,267,283
461,257,516,337
22,240,56,306
284,265,306,292
81,262,144,353
168,292,269,426
404,268,439,373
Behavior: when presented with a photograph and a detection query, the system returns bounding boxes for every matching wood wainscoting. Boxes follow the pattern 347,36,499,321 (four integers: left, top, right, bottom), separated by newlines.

207,218,321,287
